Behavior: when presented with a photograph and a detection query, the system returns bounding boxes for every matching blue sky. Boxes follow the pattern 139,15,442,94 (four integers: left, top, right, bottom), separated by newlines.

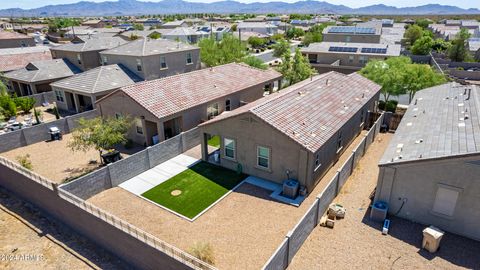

2,0,479,10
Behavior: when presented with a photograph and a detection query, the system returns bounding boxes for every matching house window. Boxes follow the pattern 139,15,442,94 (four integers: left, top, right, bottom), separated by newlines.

135,119,143,134
160,56,167,69
257,146,270,169
337,131,343,152
136,58,142,71
115,112,122,119
314,153,321,171
21,41,26,47
224,138,235,159
55,90,64,102
207,103,219,119
432,185,461,217
77,54,82,65
225,99,231,111
360,109,365,125
359,56,368,65
348,55,354,64
101,55,108,65
186,52,193,65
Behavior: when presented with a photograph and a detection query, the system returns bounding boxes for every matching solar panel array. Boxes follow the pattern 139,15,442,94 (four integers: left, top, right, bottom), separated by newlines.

329,46,358,53
328,26,376,34
361,48,387,54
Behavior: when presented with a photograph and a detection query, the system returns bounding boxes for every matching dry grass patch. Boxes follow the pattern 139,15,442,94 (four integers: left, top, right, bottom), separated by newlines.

189,242,215,265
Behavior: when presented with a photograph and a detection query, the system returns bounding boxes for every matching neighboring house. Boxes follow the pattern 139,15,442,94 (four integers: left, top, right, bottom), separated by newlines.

0,46,52,73
380,23,406,45
51,64,141,113
162,27,209,43
96,63,282,146
233,31,269,42
322,25,381,44
195,25,231,41
50,36,128,71
81,20,105,28
0,30,35,48
160,20,188,29
0,22,13,30
237,22,278,35
301,42,401,74
374,83,480,241
3,59,81,96
119,29,167,40
135,18,162,27
99,38,201,81
468,38,480,61
199,71,381,193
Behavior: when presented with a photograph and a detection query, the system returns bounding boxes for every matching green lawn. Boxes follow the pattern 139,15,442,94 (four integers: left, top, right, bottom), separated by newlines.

141,162,247,219
207,135,220,148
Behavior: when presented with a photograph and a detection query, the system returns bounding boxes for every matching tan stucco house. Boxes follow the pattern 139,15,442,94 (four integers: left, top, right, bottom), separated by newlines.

322,25,382,44
199,72,381,193
96,63,282,146
0,30,35,48
374,83,480,241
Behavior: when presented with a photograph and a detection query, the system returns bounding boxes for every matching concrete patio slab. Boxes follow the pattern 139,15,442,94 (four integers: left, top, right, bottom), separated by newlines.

119,154,200,195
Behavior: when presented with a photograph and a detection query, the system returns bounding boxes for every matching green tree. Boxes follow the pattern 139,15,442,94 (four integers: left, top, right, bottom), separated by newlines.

14,97,36,114
404,24,424,46
360,56,446,103
68,116,132,162
273,39,289,57
278,49,315,86
431,38,451,52
198,35,247,67
242,55,267,70
231,24,237,32
0,88,17,118
415,18,431,29
247,36,266,48
149,32,161,39
448,28,470,62
133,23,145,31
411,36,434,55
302,31,322,46
285,27,305,39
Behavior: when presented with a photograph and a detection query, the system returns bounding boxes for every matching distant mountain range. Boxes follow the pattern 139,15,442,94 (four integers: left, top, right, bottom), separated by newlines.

1,0,479,17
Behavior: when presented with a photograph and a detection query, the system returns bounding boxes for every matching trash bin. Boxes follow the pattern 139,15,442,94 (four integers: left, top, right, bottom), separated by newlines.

370,201,389,222
422,226,444,253
48,126,62,141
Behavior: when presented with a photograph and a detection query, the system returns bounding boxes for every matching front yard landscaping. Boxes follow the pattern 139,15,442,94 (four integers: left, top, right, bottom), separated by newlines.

141,161,246,219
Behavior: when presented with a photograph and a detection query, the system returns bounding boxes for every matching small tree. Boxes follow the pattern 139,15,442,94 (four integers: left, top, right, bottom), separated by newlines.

53,105,61,120
0,88,17,118
448,28,470,62
278,49,315,86
34,107,42,124
68,116,131,163
16,154,33,170
14,97,36,114
149,32,161,39
302,31,322,47
133,23,144,31
404,24,424,47
411,36,434,55
273,39,289,57
242,55,267,70
247,36,266,48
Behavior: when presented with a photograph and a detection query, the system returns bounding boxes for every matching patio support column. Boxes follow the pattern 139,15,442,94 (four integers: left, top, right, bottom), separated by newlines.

278,79,282,90
73,93,80,113
30,83,37,94
201,133,209,161
156,120,165,142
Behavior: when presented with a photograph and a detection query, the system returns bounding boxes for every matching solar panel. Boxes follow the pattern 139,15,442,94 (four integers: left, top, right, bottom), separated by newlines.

361,48,387,54
329,46,358,53
328,26,376,34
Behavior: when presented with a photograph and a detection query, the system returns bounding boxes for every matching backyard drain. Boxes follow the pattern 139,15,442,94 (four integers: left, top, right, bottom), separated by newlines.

171,190,182,196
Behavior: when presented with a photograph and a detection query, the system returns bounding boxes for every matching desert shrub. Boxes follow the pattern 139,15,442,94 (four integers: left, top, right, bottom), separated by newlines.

16,154,33,170
189,242,215,265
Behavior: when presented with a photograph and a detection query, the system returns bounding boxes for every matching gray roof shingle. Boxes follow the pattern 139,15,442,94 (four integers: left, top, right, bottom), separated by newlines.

51,64,141,94
50,36,127,52
380,83,480,166
201,72,381,153
99,38,198,56
4,59,81,83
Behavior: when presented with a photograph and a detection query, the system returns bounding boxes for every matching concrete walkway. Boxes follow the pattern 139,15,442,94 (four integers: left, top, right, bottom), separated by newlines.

119,154,200,195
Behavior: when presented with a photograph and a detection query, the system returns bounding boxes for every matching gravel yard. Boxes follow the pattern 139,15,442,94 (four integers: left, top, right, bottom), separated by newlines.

0,187,125,270
0,133,141,184
87,131,388,269
288,132,480,270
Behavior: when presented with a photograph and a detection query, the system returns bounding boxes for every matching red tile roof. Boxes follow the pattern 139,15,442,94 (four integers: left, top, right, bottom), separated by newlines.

201,72,381,153
0,51,52,72
105,63,281,119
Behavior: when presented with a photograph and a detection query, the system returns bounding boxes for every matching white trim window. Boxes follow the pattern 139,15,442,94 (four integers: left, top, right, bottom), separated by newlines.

186,52,193,65
225,99,231,111
77,53,82,65
160,56,167,69
432,185,461,217
101,55,108,65
257,146,270,169
55,90,64,102
314,153,321,171
224,138,235,159
135,119,143,134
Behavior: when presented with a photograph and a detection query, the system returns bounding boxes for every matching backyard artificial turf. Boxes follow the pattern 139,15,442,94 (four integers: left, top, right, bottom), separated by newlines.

141,161,247,219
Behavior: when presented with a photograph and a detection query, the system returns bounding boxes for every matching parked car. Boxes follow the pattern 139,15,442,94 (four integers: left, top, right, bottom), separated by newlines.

7,122,22,132
43,39,50,44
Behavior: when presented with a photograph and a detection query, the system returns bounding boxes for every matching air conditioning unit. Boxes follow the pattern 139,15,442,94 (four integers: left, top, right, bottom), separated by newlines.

283,180,299,199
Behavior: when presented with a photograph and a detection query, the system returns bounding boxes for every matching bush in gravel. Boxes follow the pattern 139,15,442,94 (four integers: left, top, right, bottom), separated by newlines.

189,242,215,265
16,154,33,170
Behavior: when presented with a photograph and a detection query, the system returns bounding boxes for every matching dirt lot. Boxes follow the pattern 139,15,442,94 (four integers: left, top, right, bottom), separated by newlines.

0,187,125,270
87,132,389,269
0,133,100,184
288,132,480,270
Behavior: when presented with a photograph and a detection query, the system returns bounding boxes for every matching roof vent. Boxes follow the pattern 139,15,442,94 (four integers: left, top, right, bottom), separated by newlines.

466,88,471,100
326,79,330,86
362,93,365,98
415,139,423,144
